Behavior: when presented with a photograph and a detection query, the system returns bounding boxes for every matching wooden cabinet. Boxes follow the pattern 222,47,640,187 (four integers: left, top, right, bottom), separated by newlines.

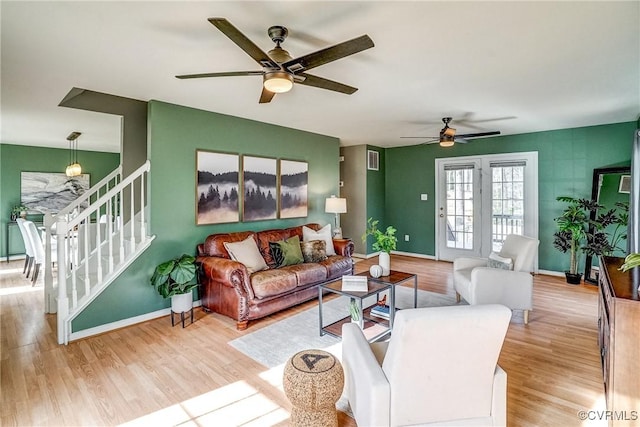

598,256,640,426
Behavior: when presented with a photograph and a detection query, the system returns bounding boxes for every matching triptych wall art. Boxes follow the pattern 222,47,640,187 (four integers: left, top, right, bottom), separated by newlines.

195,150,308,225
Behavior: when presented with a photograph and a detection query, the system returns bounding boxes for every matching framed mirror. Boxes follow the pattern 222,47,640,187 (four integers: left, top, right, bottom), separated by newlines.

584,166,631,284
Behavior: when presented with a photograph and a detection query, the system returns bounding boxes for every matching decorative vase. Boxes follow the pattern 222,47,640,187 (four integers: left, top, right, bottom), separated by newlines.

378,252,391,276
19,211,27,219
171,292,193,313
369,264,383,278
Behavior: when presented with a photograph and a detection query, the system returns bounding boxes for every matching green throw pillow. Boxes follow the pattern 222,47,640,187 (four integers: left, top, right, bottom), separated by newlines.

275,235,304,267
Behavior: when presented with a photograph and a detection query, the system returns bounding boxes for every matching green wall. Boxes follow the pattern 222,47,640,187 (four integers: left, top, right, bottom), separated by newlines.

0,144,119,257
385,121,635,272
72,100,341,331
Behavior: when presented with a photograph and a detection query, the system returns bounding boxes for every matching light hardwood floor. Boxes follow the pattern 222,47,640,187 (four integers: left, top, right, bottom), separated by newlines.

1,255,606,426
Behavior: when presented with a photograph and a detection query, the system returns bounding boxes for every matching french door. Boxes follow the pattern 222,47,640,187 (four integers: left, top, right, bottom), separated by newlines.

435,152,538,262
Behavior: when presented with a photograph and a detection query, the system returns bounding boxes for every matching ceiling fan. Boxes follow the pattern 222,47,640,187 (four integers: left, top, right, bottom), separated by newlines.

176,18,374,104
401,117,501,147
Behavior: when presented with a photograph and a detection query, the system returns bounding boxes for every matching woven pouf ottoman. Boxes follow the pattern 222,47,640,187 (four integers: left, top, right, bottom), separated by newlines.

283,349,344,427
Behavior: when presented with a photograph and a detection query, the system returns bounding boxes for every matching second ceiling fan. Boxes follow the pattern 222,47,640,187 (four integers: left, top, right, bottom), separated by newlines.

176,18,374,104
402,117,501,147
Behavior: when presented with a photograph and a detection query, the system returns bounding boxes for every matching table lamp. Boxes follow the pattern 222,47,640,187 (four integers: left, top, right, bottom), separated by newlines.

325,195,347,238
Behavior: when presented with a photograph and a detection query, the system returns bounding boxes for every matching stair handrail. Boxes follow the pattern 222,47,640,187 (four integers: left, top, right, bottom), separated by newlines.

43,160,151,344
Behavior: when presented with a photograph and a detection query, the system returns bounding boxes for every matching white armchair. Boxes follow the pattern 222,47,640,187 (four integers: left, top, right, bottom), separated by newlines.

342,304,512,427
453,234,539,324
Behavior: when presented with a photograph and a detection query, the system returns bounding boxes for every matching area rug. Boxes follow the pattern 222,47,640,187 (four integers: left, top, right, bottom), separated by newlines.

229,286,459,368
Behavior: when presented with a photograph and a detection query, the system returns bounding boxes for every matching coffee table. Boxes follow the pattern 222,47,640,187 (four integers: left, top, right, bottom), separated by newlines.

318,270,418,342
319,277,393,342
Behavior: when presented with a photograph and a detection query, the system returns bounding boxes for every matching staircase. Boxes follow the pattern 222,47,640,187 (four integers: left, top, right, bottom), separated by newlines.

43,161,154,344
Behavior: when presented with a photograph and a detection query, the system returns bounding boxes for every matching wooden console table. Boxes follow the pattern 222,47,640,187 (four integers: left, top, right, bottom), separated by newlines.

598,256,640,426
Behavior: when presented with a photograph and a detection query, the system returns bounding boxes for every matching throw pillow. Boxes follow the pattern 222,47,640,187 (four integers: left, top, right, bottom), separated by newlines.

269,236,304,267
300,239,328,263
224,235,268,274
302,224,336,256
487,252,514,270
269,241,285,268
278,235,304,266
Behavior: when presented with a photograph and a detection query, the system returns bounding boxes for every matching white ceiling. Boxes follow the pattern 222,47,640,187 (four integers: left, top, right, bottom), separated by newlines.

2,1,639,154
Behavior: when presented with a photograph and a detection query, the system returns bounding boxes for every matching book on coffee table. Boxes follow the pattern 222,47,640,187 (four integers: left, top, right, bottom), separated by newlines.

370,304,390,319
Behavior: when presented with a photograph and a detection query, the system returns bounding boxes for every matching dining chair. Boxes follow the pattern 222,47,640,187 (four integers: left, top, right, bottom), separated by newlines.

15,218,35,277
24,220,57,285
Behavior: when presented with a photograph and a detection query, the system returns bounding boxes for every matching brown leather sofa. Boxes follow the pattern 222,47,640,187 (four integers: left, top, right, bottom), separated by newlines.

197,223,354,330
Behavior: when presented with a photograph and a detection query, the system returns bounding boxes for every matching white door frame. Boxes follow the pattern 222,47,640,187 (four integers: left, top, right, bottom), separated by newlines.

435,152,538,265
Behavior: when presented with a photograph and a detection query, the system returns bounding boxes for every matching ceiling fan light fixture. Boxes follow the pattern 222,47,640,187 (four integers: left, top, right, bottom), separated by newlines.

439,135,455,147
263,71,293,93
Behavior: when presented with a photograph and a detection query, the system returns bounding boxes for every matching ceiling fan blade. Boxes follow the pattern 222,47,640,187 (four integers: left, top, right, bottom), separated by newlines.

281,34,374,73
175,71,264,79
259,87,276,104
455,138,470,144
456,131,501,138
296,73,357,94
208,18,280,69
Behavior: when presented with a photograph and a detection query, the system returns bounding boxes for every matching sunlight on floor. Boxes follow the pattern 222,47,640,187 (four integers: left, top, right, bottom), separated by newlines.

0,284,41,296
118,381,289,427
581,395,609,427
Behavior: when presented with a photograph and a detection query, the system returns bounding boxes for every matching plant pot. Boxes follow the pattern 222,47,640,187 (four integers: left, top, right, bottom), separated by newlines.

378,251,391,276
171,292,193,313
565,272,583,285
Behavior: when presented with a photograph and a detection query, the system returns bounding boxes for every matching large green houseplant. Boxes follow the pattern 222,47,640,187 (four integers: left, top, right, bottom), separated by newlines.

553,196,628,284
150,254,200,313
362,218,398,276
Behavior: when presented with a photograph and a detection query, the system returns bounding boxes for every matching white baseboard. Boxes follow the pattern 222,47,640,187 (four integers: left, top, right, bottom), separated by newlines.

537,269,565,277
69,300,203,342
355,251,437,261
391,250,437,260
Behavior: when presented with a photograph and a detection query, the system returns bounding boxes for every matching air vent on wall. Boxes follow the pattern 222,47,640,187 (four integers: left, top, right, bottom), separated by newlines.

367,150,379,171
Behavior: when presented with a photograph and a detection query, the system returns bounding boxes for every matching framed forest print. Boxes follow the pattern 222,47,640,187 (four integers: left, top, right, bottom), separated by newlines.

279,159,308,219
196,150,240,225
242,156,277,221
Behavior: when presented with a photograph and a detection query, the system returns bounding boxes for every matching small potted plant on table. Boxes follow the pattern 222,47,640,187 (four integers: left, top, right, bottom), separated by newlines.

362,218,398,276
151,254,200,326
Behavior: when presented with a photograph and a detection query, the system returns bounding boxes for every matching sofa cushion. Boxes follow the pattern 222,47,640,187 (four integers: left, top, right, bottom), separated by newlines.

285,263,328,286
303,224,335,256
251,269,298,299
224,235,268,274
320,255,353,279
301,239,328,263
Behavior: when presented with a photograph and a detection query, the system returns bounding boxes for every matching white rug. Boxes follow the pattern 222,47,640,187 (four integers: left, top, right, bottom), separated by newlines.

229,286,459,368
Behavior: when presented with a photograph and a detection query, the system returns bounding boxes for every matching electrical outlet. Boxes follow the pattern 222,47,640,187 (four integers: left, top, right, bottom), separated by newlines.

420,194,428,201
404,234,410,242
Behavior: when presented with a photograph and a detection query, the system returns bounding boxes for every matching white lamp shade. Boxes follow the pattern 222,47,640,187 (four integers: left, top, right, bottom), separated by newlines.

325,197,347,214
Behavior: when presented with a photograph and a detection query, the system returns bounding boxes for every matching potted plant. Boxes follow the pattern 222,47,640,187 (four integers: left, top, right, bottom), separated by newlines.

620,253,640,272
553,196,623,284
150,254,200,314
362,218,398,276
11,204,28,220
